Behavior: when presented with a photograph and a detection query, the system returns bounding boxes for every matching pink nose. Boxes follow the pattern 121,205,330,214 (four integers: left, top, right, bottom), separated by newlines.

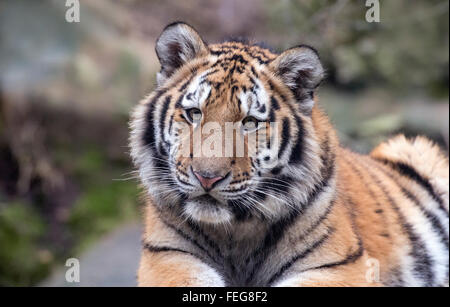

194,171,224,191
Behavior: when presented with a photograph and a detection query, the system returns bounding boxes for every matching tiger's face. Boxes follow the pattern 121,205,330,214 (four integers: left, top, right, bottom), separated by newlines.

130,22,325,225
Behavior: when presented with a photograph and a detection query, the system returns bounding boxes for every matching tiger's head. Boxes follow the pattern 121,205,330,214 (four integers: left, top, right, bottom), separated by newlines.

130,22,329,225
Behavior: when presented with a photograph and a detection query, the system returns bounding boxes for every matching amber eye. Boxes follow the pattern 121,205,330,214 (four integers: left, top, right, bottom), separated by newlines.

242,116,258,131
186,108,202,123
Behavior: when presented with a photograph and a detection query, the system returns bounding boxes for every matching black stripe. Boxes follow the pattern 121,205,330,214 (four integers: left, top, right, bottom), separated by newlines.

301,142,335,211
143,90,166,148
250,77,258,90
204,89,213,106
296,198,336,242
143,243,202,260
250,66,259,78
228,199,253,221
370,159,449,248
306,237,364,272
270,96,280,110
251,54,270,65
229,54,248,65
342,155,387,216
258,104,266,113
399,184,449,248
354,159,435,286
158,95,172,154
168,114,174,134
162,220,216,262
268,108,276,123
369,159,449,253
222,186,248,193
288,113,304,164
375,158,447,216
320,133,330,162
202,68,220,79
186,220,224,262
277,117,290,159
231,85,238,98
267,80,275,91
264,76,288,103
179,113,189,124
252,216,298,281
177,177,194,187
253,190,267,202
315,133,335,189
268,227,334,285
174,94,184,109
299,196,365,277
185,92,194,101
179,74,196,92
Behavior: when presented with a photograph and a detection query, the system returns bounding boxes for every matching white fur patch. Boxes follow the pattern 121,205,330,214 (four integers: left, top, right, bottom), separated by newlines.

184,200,233,225
238,79,270,119
187,261,226,286
182,72,212,109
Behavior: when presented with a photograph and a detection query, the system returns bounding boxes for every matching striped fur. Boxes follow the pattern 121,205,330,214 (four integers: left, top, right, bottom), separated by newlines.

129,22,449,287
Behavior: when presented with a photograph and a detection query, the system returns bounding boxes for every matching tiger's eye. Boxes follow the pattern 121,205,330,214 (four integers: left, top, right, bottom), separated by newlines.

186,108,202,123
242,116,258,131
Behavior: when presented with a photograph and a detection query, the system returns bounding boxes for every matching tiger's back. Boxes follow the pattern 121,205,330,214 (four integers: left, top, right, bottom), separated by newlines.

339,135,449,286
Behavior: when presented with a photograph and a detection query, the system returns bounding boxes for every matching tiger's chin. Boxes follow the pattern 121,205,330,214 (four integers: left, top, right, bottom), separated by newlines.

183,195,233,224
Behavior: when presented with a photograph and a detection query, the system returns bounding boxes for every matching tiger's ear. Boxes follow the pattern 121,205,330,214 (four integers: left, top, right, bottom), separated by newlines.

270,45,324,111
155,22,209,86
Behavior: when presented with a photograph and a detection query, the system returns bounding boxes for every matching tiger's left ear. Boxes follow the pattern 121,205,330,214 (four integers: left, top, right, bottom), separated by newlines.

270,45,324,111
155,22,209,86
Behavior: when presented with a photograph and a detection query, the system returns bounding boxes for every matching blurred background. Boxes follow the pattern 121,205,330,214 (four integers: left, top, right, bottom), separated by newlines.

0,0,448,286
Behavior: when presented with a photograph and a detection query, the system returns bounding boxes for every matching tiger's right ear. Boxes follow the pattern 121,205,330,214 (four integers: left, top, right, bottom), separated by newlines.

269,45,324,112
155,22,209,86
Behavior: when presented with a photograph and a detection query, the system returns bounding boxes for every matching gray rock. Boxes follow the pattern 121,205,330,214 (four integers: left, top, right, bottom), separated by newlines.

40,223,141,287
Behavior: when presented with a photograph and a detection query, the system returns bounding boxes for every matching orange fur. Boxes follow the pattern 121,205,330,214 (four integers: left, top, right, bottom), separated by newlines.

131,23,449,287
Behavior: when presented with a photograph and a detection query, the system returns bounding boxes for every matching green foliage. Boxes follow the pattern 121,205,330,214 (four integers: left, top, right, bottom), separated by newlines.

0,202,51,286
58,146,140,253
74,147,107,178
0,117,140,286
68,181,139,253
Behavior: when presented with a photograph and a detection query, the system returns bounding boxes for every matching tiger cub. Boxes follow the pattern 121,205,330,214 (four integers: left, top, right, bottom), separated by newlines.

129,22,449,287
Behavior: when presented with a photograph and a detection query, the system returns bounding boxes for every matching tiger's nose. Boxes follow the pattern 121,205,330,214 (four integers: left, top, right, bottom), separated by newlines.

193,171,225,191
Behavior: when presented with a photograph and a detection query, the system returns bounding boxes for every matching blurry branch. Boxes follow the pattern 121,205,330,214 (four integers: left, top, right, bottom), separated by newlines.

1,93,64,195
